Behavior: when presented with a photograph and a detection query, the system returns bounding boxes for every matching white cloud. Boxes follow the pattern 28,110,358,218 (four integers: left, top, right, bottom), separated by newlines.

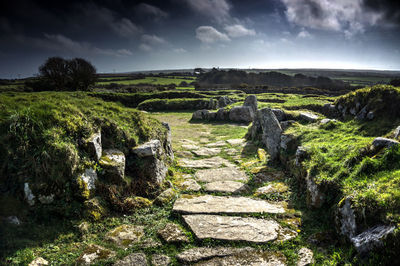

183,0,231,23
110,18,142,38
224,24,256,38
281,0,384,36
136,3,169,20
139,43,152,52
173,48,187,53
297,29,311,38
25,33,133,57
196,26,230,43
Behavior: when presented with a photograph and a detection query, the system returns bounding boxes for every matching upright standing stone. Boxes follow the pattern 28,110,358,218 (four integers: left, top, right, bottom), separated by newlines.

258,108,282,161
87,131,102,161
243,95,258,113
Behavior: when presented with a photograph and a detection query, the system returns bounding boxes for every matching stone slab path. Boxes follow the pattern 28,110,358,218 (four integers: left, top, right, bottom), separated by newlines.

172,137,311,265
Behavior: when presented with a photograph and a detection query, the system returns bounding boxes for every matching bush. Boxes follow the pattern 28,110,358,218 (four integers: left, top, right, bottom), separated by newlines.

35,57,97,91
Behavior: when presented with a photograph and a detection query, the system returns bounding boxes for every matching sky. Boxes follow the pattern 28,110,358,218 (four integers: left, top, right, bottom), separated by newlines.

1,0,400,78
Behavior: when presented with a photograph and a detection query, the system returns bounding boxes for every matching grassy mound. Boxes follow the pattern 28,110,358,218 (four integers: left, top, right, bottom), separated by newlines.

285,86,400,225
0,91,167,217
137,98,218,111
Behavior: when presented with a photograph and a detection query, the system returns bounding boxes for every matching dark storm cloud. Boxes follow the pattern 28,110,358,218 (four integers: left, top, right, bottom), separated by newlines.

363,0,400,25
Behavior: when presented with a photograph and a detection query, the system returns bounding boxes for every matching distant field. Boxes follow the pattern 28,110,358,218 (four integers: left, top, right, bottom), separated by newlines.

97,76,196,86
332,76,392,86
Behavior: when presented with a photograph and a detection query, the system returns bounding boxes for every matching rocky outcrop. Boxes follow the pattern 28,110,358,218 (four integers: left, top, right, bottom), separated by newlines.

192,95,257,123
372,137,399,150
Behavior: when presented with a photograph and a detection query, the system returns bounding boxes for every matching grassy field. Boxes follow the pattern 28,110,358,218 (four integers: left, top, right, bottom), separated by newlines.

97,77,195,86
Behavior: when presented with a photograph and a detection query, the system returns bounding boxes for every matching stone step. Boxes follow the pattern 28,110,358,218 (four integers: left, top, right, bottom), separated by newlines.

176,247,286,265
203,180,249,194
173,195,285,214
178,157,235,169
195,167,248,182
182,214,281,243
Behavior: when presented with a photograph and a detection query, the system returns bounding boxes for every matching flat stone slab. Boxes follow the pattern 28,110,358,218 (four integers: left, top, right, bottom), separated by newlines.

192,147,221,156
158,223,189,243
205,140,227,147
177,247,286,265
173,195,285,214
181,144,200,150
204,181,248,194
297,247,314,266
179,179,201,191
224,148,239,155
226,139,246,146
183,214,281,243
195,167,248,182
151,254,171,266
178,157,235,169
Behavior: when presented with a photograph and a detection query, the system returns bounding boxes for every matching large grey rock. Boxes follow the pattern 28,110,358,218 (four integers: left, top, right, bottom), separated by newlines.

297,247,314,266
271,108,286,121
132,139,162,158
355,106,368,120
183,214,281,243
372,137,399,150
243,95,258,113
77,168,97,197
114,253,148,266
192,109,209,120
87,131,102,161
131,140,168,185
178,157,235,168
192,147,221,156
99,149,126,184
158,223,189,243
351,225,396,254
195,167,248,182
258,108,282,161
306,174,325,208
5,216,21,226
24,182,35,206
173,195,285,214
299,112,319,122
338,198,357,238
229,106,255,123
105,224,144,247
204,181,249,194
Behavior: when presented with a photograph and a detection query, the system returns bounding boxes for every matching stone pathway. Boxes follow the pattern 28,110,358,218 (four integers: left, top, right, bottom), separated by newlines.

171,137,311,265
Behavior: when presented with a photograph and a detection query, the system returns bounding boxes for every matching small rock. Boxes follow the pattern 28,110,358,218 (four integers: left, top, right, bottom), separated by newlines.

367,111,375,120
123,197,152,211
297,247,314,266
140,238,162,248
78,221,90,234
24,182,35,206
77,168,98,199
87,131,102,161
114,253,147,266
76,244,116,265
280,120,295,130
320,118,335,125
84,197,107,221
276,227,298,242
154,188,177,206
178,157,234,168
99,149,125,184
179,179,201,191
394,125,400,139
255,182,289,195
299,112,319,122
28,257,48,266
338,198,357,238
151,254,171,266
372,137,399,150
105,224,144,247
158,223,189,243
5,216,21,226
